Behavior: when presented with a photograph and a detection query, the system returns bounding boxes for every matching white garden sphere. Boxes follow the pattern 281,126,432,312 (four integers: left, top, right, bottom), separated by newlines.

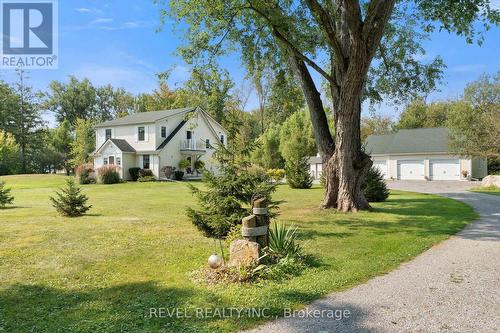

208,254,222,269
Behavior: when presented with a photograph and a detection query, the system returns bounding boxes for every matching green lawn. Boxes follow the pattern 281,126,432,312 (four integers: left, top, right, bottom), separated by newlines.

470,185,500,196
0,174,477,333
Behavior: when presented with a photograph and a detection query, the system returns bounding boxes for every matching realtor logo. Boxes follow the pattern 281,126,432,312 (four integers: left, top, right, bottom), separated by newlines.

1,0,58,69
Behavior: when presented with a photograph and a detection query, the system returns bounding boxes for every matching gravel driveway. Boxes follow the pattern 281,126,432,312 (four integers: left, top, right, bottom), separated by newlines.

242,181,500,333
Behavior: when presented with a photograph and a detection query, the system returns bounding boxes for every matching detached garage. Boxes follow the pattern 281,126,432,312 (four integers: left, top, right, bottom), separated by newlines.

365,128,487,181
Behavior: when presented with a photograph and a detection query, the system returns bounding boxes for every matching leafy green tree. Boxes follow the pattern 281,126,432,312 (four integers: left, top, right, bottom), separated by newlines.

8,69,43,174
184,64,234,125
252,124,285,169
279,110,316,166
0,130,19,175
165,0,498,211
71,118,96,166
361,114,394,141
50,178,91,217
0,81,19,132
266,69,305,126
50,120,74,175
0,181,14,208
397,99,451,130
447,72,500,159
46,76,97,126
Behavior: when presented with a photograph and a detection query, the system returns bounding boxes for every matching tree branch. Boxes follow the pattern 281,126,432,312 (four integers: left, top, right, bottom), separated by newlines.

304,0,345,69
244,1,336,86
288,54,335,159
362,0,396,55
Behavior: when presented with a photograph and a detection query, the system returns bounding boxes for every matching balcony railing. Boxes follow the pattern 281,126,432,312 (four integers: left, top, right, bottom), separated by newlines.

180,139,206,150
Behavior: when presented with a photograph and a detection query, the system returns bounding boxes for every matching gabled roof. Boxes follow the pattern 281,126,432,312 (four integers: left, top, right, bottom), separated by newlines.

94,107,196,127
157,119,187,150
95,138,136,154
365,127,451,155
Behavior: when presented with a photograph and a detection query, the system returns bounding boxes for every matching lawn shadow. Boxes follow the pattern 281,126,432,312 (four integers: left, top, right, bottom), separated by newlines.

0,282,225,332
0,206,28,210
302,195,474,238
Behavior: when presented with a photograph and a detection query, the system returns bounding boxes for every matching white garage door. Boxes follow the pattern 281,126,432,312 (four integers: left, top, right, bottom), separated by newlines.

398,160,424,180
373,160,388,179
430,159,460,180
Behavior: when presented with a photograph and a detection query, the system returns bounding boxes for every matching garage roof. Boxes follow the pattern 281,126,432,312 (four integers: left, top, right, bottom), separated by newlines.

365,128,451,155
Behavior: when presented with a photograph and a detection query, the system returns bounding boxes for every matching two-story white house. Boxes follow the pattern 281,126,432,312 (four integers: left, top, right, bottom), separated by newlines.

92,107,227,180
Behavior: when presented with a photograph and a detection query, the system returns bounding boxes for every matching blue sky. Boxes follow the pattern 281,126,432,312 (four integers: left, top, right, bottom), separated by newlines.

0,0,499,127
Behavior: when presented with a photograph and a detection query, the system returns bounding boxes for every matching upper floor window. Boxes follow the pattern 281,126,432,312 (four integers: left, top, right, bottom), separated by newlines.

138,126,145,141
205,139,210,148
186,130,192,140
143,155,150,169
161,126,166,138
220,134,224,144
105,129,112,140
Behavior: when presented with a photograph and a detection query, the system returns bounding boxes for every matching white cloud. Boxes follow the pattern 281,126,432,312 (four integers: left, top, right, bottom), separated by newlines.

75,8,91,13
449,64,487,73
91,17,114,25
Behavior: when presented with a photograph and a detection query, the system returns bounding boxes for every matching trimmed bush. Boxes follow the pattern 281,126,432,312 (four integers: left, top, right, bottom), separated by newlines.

138,169,153,178
286,158,313,189
174,170,184,180
0,181,14,208
266,169,286,183
138,175,156,182
97,165,120,184
50,178,91,217
75,163,95,184
363,166,390,202
129,167,141,181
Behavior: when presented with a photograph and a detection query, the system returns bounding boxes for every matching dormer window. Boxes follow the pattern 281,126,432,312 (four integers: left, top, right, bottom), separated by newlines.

138,126,145,141
161,126,166,138
105,129,112,140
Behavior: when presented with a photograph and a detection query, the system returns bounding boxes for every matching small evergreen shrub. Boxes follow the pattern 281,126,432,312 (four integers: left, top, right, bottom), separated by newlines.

286,158,313,189
174,170,184,180
50,178,91,217
363,166,390,202
129,167,141,181
97,165,120,184
319,171,326,188
0,181,14,208
75,163,95,184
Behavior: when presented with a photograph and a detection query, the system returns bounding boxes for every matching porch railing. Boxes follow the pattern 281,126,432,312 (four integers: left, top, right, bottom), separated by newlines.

180,139,206,150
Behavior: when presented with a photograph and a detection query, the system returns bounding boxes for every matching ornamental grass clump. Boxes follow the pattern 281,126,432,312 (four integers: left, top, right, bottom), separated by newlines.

97,165,120,184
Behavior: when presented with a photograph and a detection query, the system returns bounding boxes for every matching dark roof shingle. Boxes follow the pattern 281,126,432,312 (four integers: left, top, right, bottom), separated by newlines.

365,128,450,155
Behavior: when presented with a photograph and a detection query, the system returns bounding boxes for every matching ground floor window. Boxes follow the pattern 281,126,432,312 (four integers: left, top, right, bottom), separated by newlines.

143,155,150,169
116,157,121,166
104,157,108,165
109,156,115,165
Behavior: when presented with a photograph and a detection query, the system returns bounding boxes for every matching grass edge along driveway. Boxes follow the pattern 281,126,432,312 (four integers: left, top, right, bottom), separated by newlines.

0,175,478,333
